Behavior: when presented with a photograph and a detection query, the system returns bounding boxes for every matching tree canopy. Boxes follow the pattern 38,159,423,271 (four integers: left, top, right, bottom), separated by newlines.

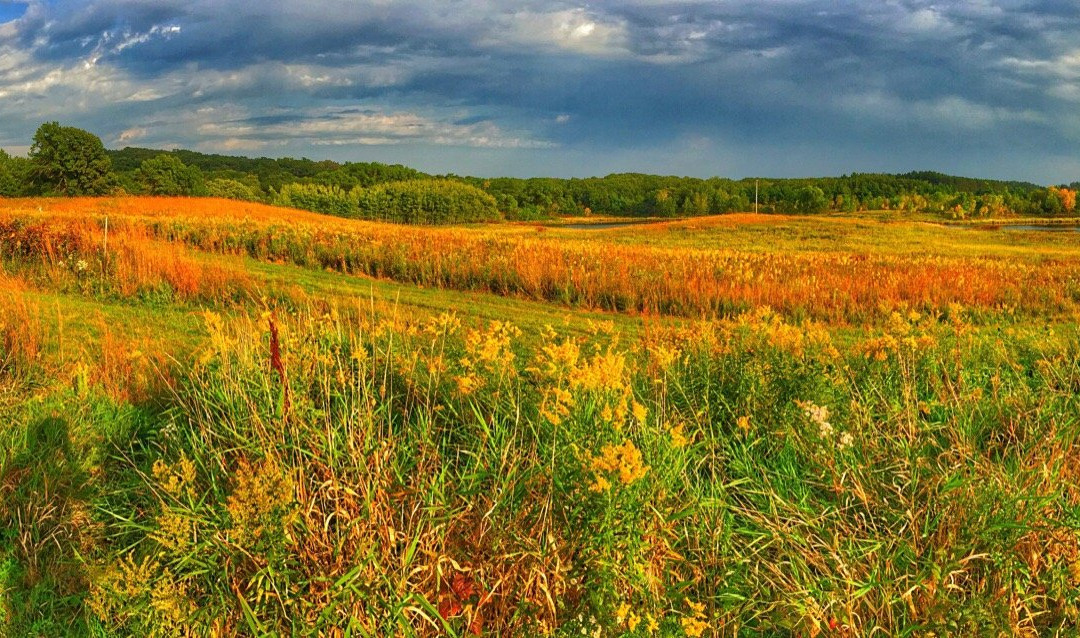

135,154,207,196
276,179,500,224
29,122,115,196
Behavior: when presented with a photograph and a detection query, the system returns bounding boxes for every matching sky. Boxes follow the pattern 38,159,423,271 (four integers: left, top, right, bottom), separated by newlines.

0,0,1078,183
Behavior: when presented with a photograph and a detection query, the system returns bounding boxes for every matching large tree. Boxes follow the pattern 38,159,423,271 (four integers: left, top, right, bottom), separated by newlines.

29,122,115,196
793,185,829,214
136,154,207,196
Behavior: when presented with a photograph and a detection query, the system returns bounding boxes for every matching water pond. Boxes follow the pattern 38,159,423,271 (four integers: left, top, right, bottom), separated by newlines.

1000,224,1080,232
557,221,653,230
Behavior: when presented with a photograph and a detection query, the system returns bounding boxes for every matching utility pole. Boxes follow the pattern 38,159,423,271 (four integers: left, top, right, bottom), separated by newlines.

754,180,758,214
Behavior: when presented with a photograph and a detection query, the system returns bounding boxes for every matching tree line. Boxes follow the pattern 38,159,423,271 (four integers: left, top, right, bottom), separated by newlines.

2,122,1078,221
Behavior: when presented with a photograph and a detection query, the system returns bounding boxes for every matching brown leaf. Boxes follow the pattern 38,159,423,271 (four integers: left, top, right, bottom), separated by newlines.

438,597,463,620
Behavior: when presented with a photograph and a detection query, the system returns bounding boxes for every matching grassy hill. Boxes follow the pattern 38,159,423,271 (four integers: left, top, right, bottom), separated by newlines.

2,196,1080,636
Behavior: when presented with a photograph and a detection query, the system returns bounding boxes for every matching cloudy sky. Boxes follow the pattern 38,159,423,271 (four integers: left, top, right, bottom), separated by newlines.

0,0,1078,182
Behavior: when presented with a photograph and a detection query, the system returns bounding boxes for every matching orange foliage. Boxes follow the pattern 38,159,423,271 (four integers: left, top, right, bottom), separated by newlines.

1050,186,1077,213
4,197,1080,323
0,206,252,303
0,285,42,376
89,328,174,403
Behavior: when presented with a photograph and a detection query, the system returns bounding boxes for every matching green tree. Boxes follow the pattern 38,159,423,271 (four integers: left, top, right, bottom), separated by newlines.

136,154,207,196
206,178,257,201
354,179,500,224
682,191,710,216
275,183,354,217
28,122,115,195
793,186,829,214
653,189,677,217
0,149,31,197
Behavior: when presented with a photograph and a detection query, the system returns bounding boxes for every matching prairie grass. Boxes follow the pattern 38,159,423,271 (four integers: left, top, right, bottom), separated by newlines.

2,197,1080,637
0,214,254,305
3,303,1077,636
0,282,43,384
6,198,1080,323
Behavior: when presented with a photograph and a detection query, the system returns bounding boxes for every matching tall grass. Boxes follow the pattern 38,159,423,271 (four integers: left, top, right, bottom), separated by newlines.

8,200,1080,323
0,216,253,304
0,283,42,381
63,305,1080,636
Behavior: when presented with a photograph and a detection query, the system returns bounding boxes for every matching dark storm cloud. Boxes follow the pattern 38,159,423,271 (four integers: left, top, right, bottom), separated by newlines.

1,0,1079,181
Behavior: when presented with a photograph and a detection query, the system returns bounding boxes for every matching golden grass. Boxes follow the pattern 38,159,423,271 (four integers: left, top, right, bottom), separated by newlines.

5,197,1079,324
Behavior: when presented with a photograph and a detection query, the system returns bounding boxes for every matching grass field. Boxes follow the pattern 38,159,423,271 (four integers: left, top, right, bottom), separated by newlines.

2,197,1080,637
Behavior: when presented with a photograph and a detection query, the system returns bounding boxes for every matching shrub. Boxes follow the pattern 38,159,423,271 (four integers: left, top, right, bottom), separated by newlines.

277,179,501,225
135,155,207,196
354,179,501,224
206,178,257,201
275,183,354,217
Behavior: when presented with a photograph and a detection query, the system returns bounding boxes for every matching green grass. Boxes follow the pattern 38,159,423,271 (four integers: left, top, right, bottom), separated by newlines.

243,257,646,338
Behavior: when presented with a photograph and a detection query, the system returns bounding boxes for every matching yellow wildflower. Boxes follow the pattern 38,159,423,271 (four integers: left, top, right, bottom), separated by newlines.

589,439,649,490
149,569,194,625
226,456,297,546
646,614,660,633
152,511,192,551
669,422,689,448
649,342,680,371
152,454,197,500
454,372,481,395
682,601,708,637
600,402,614,422
682,616,708,637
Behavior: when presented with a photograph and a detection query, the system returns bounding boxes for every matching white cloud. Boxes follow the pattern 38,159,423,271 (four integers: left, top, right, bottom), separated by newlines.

195,107,556,149
210,137,271,152
895,8,963,37
837,91,1046,131
1001,49,1080,81
83,23,182,68
116,127,147,143
481,8,630,58
0,144,29,157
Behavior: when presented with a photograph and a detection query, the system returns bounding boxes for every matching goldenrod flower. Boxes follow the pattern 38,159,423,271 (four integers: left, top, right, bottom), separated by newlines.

669,422,689,448
682,601,708,637
682,616,708,637
646,614,660,633
589,439,649,491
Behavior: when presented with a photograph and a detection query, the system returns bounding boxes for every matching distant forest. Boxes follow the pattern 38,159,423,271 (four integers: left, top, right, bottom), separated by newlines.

2,122,1078,223
105,147,1079,220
